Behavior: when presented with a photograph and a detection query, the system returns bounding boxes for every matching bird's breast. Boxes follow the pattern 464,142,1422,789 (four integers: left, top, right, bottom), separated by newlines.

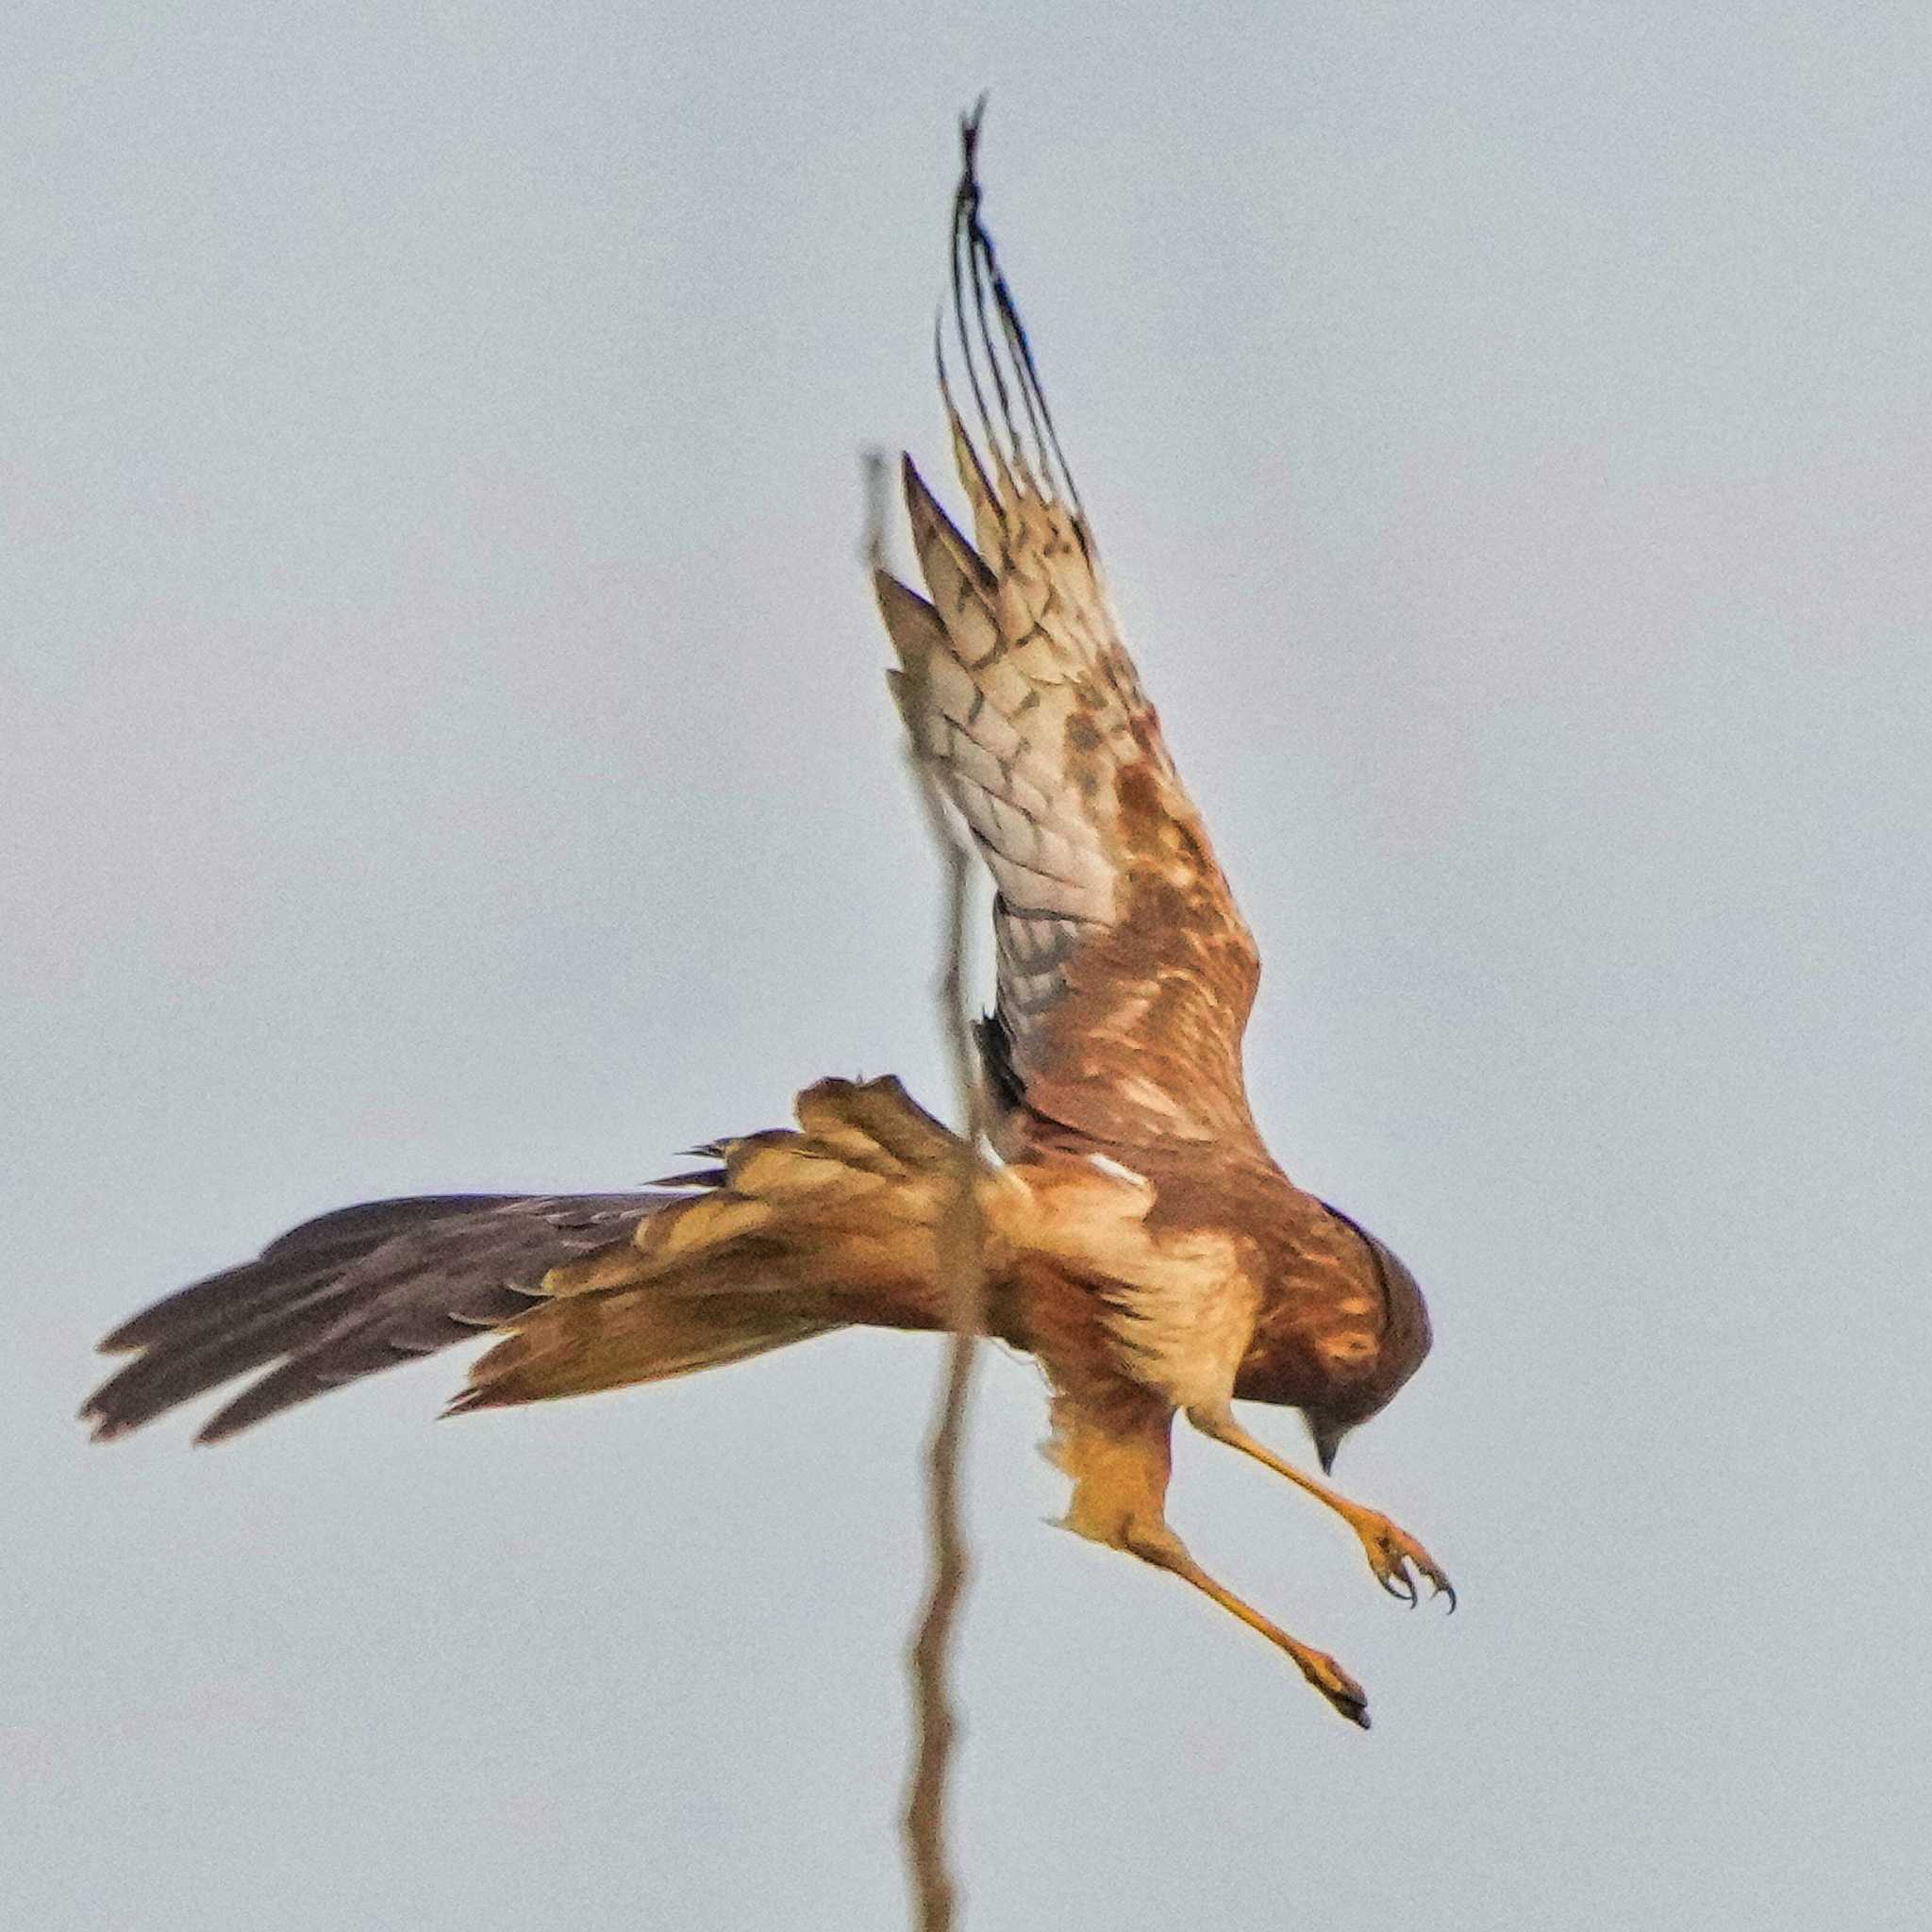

989,1158,1263,1410
1093,1234,1262,1411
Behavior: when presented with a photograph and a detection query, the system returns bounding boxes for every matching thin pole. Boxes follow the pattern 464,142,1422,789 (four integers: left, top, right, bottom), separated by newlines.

867,451,988,1932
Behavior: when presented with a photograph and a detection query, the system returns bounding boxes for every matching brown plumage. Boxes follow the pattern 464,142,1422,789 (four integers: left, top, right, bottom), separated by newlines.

83,110,1450,1727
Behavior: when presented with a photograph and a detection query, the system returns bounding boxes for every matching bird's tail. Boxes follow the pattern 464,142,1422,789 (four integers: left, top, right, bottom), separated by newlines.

451,1075,977,1412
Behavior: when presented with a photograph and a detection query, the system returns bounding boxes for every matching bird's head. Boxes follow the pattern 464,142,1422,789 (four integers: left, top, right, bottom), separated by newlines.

1301,1204,1433,1473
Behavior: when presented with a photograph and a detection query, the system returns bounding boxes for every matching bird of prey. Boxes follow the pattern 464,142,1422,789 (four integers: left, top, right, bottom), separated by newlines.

84,114,1450,1727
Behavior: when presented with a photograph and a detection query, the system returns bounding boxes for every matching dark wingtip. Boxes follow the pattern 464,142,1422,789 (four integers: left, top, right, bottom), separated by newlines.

941,98,1083,519
901,451,952,527
192,1383,287,1445
92,1312,165,1360
898,454,992,591
958,96,989,213
961,92,989,159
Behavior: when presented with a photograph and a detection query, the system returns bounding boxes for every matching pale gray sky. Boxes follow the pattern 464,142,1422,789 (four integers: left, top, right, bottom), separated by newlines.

6,5,1929,1928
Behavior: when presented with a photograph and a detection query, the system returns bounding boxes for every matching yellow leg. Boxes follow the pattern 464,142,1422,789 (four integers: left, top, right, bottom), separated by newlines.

1190,1407,1456,1609
1044,1388,1370,1725
1124,1523,1370,1728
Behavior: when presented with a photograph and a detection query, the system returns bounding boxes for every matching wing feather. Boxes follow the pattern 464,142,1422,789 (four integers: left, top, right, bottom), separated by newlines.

81,1193,672,1442
876,111,1263,1156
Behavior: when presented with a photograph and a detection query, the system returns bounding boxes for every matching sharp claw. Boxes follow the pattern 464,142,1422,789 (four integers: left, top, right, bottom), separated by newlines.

1356,1515,1454,1614
1371,1542,1421,1605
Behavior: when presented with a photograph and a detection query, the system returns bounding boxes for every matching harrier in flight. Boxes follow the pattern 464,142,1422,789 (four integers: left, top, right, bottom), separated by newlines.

85,116,1450,1726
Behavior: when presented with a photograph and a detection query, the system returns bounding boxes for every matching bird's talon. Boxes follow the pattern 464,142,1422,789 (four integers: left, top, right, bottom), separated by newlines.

1357,1514,1454,1612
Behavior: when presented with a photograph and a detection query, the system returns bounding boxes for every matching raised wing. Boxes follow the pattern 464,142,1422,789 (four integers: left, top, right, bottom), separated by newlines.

81,1191,674,1442
875,114,1262,1158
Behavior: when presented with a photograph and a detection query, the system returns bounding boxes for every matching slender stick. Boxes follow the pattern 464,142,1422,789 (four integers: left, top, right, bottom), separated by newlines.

904,791,984,1932
867,451,988,1932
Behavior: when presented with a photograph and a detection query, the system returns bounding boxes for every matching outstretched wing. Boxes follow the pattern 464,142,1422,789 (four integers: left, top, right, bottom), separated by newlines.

875,113,1262,1157
81,1191,674,1442
82,1077,968,1442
